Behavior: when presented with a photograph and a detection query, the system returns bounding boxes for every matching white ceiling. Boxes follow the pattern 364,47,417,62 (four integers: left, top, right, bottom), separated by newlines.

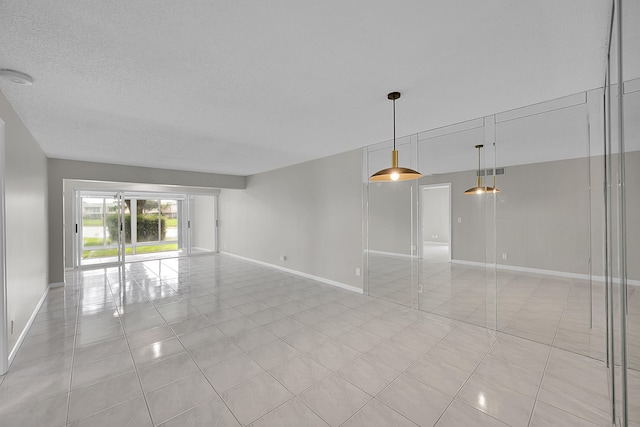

0,1,626,176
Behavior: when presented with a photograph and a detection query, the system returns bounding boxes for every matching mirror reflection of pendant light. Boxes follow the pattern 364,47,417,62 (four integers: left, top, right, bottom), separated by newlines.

464,144,499,194
487,168,499,193
369,92,423,182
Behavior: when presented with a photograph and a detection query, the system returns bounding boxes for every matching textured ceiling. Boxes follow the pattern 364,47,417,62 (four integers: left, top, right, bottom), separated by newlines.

0,1,619,176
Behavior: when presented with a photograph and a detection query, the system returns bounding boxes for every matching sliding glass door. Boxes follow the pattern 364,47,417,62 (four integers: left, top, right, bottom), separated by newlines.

123,197,181,257
77,191,126,267
75,190,218,267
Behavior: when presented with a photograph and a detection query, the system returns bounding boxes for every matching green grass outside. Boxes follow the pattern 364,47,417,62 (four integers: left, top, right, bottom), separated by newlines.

83,237,110,247
82,243,179,259
84,217,178,227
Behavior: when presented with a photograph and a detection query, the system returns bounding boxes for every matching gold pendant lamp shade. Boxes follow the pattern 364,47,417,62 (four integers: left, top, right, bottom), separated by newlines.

464,144,500,194
369,92,423,182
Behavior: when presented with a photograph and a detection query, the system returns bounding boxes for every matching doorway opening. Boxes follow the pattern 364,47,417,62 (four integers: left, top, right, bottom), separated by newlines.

420,184,451,262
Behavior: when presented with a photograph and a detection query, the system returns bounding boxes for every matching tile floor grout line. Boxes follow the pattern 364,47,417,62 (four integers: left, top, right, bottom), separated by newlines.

170,341,244,427
335,315,431,427
332,314,465,426
525,282,571,427
431,327,504,426
163,262,246,427
236,296,390,425
525,340,554,427
256,393,327,427
105,267,157,426
132,258,233,427
525,277,609,427
65,271,82,426
494,276,545,334
258,325,360,426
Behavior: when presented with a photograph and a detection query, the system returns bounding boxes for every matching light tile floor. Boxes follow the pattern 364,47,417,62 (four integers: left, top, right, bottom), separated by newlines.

0,254,636,426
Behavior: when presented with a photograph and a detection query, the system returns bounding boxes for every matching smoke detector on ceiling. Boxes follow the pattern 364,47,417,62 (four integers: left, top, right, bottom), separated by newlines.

0,69,34,85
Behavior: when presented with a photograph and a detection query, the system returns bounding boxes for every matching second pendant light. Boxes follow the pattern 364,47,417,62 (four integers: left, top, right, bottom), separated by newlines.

464,144,499,195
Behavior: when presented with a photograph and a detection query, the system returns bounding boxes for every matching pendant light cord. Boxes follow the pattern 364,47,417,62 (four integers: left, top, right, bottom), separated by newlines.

392,98,396,151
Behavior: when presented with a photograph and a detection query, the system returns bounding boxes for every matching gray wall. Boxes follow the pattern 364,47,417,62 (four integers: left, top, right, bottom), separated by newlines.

219,149,363,289
618,151,640,281
422,158,592,273
0,89,49,353
494,157,591,274
368,181,414,255
421,170,492,264
48,158,245,283
411,153,640,279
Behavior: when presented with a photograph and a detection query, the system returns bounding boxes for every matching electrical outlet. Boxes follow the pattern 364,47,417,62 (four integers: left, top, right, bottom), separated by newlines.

457,217,462,223
502,253,508,260
418,284,424,293
355,268,361,276
280,255,287,261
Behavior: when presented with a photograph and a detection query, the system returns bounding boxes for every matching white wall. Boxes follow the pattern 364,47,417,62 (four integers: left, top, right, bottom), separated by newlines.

0,89,49,355
220,149,363,289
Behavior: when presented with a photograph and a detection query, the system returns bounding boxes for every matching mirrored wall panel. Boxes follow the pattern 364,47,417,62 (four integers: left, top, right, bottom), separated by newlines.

365,135,419,308
362,83,639,360
363,2,638,423
364,120,499,331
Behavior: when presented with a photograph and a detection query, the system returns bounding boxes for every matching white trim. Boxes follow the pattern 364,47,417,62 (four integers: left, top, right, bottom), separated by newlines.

367,249,418,259
0,118,7,375
221,251,363,294
417,117,484,141
623,77,640,94
495,92,586,123
451,259,640,286
49,282,65,289
8,284,51,366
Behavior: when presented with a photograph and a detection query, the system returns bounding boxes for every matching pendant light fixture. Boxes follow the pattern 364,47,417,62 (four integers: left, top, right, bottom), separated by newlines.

464,144,499,194
369,92,423,182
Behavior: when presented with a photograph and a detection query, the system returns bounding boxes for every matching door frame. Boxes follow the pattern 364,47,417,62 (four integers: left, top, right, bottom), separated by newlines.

419,183,452,262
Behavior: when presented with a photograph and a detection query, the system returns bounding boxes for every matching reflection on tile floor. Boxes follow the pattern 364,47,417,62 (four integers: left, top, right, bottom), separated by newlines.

0,253,636,426
368,253,640,369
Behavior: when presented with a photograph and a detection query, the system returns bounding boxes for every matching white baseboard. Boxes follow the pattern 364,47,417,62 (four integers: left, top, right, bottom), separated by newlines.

8,283,52,366
220,252,363,294
451,259,640,286
367,249,418,259
49,282,64,289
